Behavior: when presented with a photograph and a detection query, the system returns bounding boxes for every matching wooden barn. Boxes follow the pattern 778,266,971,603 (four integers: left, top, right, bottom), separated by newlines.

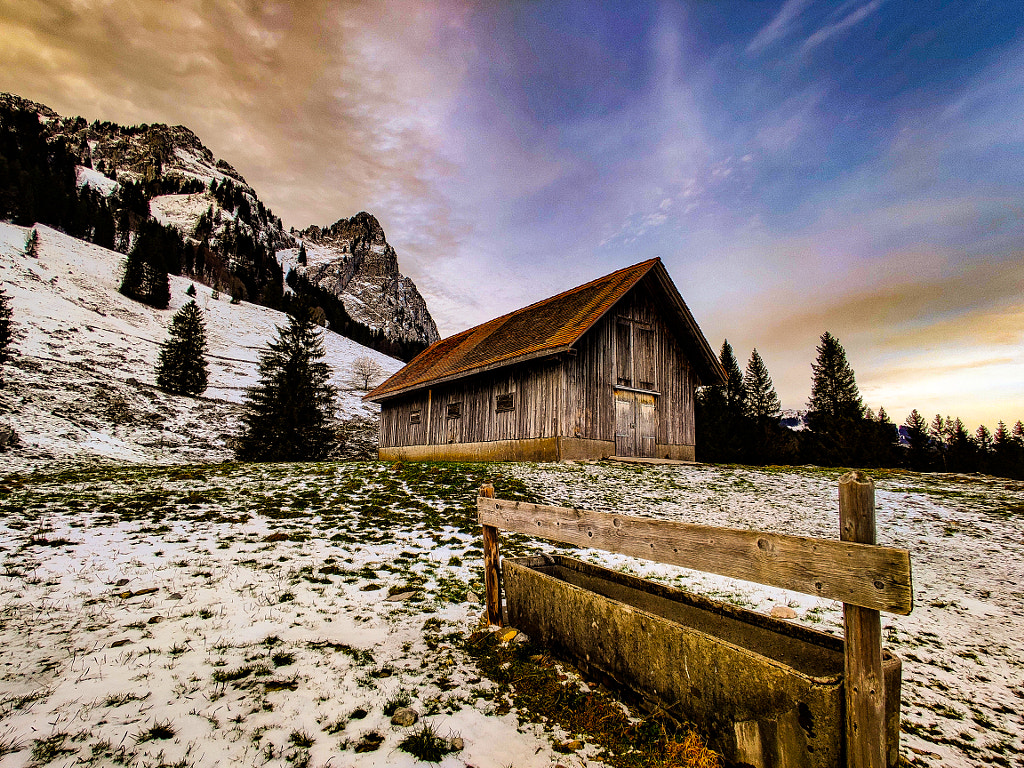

364,258,725,462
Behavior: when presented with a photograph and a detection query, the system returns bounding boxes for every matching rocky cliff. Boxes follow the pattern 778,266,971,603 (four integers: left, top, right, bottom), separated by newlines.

287,213,439,347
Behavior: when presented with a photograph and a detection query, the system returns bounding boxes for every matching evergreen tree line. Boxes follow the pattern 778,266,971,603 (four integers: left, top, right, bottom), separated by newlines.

696,332,1024,480
0,102,423,362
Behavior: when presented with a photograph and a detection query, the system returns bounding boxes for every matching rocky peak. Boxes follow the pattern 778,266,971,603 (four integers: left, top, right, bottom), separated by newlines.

303,211,386,245
292,214,440,348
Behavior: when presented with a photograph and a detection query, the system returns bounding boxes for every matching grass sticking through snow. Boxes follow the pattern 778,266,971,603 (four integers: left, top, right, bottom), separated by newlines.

397,722,457,763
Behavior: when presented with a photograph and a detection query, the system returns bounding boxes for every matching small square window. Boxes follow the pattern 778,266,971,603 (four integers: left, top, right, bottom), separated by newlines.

446,402,461,419
410,410,421,424
496,393,515,413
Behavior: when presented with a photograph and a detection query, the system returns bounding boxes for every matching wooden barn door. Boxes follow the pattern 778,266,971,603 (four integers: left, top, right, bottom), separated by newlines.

615,391,635,457
638,394,656,456
615,390,657,458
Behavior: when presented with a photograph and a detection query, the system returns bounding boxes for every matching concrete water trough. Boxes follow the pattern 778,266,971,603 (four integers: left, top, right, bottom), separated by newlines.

503,554,902,768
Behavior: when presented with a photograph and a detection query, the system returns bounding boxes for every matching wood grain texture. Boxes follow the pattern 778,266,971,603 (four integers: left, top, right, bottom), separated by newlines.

840,471,887,768
477,496,913,614
479,484,502,627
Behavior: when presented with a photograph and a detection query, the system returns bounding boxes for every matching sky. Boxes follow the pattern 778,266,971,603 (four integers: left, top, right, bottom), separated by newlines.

1,0,1022,430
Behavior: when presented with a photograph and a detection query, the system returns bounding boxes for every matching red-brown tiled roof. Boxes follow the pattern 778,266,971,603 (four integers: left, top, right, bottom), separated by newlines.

365,258,724,401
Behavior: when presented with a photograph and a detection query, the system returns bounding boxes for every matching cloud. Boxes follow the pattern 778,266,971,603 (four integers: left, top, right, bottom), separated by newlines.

746,0,813,53
0,0,475,261
800,0,884,54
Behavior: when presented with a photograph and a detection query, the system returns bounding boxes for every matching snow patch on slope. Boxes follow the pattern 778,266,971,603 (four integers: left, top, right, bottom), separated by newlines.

75,165,120,196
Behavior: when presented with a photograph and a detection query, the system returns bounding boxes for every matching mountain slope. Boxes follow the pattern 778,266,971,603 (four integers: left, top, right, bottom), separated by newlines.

0,92,438,356
0,222,402,467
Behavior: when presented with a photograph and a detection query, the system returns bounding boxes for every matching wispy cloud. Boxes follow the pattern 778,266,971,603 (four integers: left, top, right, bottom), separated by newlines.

801,0,885,53
747,0,813,53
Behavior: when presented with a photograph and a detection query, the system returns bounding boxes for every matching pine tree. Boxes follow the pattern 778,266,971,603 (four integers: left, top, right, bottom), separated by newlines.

24,228,39,258
743,349,781,423
155,300,208,396
1002,421,1024,480
806,332,865,464
696,340,750,463
297,242,307,266
235,313,338,462
119,226,170,309
186,284,197,297
929,414,949,469
721,340,747,418
0,284,14,373
807,332,863,421
946,418,976,472
975,424,992,453
742,349,783,464
903,409,930,469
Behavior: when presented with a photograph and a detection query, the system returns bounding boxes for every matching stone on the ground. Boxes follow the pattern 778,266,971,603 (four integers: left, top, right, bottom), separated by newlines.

770,605,798,619
390,707,418,727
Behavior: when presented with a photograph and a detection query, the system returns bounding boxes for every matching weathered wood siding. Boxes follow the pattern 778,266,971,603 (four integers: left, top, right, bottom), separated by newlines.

379,360,562,448
563,277,697,446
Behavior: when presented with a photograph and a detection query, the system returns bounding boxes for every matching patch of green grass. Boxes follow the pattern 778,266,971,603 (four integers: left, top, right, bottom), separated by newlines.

263,675,299,692
103,691,149,707
383,691,413,716
212,665,258,684
324,718,348,735
29,731,84,764
353,731,385,753
271,651,295,667
288,730,314,748
398,722,457,763
136,719,177,743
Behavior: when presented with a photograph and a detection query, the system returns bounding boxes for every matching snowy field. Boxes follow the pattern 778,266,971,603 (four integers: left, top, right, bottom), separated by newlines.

0,460,1021,768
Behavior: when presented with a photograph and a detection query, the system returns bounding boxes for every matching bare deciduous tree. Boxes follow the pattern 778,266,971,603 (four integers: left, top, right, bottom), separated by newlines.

351,355,384,391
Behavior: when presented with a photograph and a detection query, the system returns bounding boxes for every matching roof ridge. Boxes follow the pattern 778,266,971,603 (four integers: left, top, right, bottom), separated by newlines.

477,257,661,327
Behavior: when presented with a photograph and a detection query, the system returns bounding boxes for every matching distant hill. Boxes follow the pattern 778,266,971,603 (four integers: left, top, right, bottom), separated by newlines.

0,92,437,360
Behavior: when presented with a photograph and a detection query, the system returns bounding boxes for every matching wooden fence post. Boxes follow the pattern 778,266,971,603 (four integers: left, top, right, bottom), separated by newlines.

480,483,502,626
839,471,886,768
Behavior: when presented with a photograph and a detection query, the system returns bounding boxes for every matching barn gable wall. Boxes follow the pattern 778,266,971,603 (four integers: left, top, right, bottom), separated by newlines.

564,278,696,447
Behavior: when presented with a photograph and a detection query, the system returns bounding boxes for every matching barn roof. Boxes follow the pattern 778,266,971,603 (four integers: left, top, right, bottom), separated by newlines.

365,258,725,402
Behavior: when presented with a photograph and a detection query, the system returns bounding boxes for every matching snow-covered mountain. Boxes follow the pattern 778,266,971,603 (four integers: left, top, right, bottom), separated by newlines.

0,92,438,354
281,212,440,347
0,222,402,468
780,408,809,431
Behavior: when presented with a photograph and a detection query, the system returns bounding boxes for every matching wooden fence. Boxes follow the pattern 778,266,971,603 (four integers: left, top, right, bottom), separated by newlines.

477,471,913,768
